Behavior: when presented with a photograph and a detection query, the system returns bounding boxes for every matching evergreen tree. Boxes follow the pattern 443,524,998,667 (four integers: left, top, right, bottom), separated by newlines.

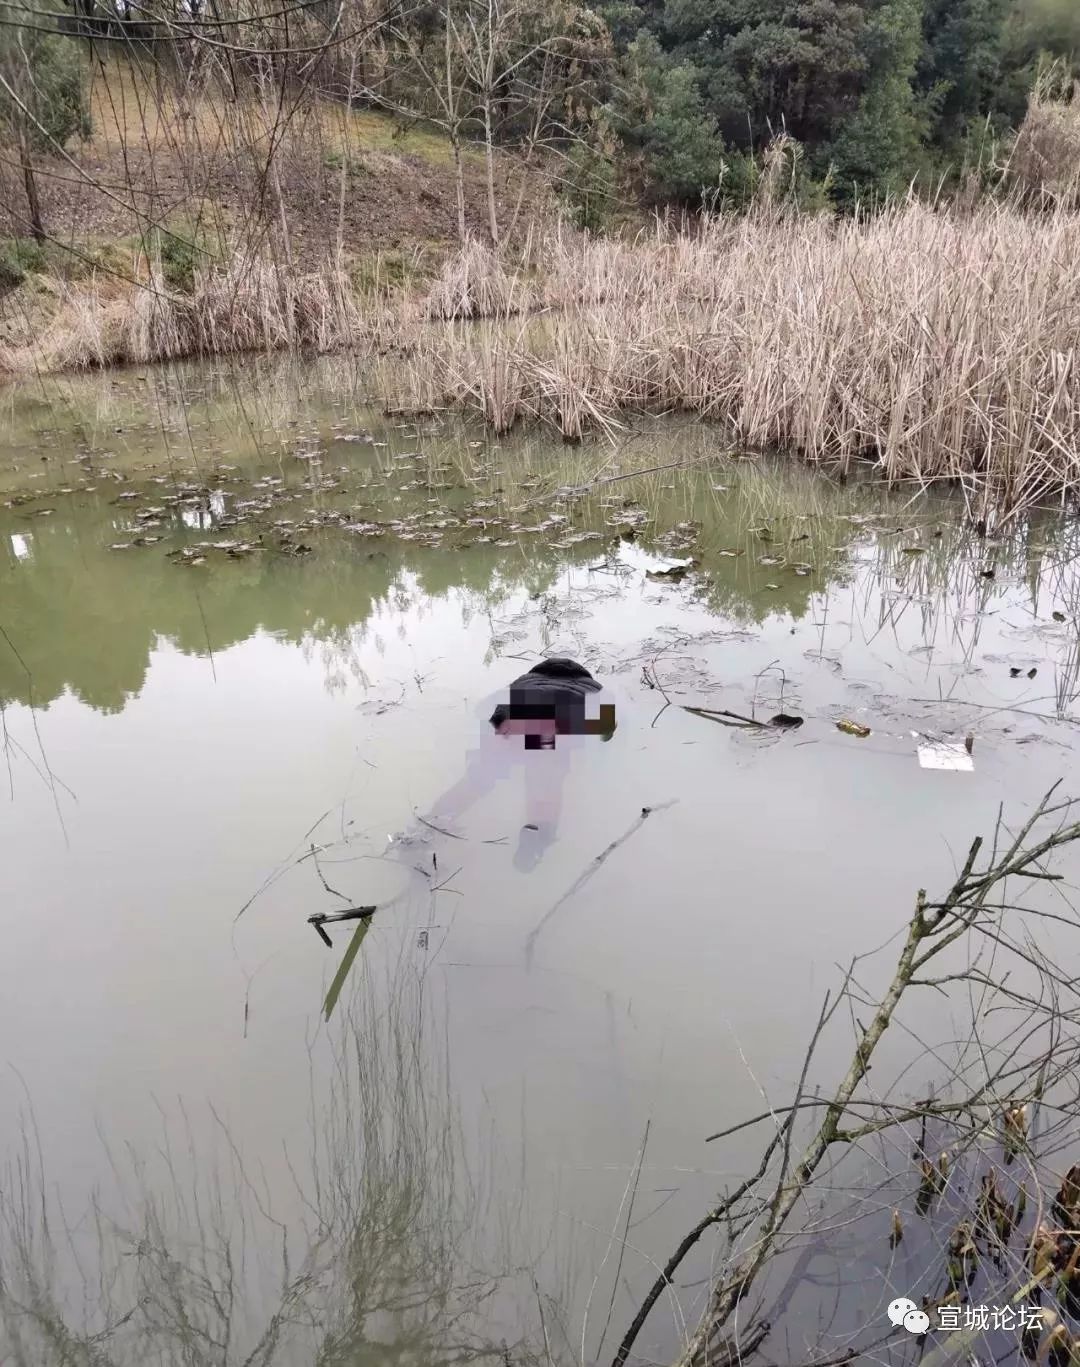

612,32,726,202
825,0,926,202
658,0,868,149
581,0,1077,209
918,0,1011,142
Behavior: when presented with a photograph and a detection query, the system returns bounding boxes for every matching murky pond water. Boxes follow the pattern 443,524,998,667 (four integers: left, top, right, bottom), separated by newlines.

3,356,1080,1363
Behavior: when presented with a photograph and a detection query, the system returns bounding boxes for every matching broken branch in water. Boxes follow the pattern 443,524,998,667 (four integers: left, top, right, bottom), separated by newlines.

309,906,378,947
681,705,768,730
525,801,678,964
613,782,1080,1367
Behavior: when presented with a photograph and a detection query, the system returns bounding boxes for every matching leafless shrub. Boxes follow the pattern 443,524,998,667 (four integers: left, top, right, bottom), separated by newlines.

613,785,1080,1367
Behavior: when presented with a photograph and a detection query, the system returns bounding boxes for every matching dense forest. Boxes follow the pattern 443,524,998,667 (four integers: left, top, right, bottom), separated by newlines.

596,0,1080,207
587,0,1080,205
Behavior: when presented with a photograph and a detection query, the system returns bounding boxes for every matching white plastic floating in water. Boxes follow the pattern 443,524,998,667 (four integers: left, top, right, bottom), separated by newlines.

917,739,974,772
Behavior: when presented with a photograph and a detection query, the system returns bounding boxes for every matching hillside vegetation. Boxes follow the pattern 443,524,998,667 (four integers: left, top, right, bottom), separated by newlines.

2,0,1080,515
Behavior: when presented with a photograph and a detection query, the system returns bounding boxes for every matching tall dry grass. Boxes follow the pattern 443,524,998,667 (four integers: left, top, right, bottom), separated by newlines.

387,202,1080,511
1007,67,1080,205
422,237,533,320
18,250,376,372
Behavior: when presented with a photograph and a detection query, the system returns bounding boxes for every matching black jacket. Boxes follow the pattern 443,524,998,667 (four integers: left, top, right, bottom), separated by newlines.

489,658,601,727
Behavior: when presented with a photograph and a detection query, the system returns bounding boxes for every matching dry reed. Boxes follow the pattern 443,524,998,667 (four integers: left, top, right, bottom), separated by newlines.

6,249,373,373
1008,69,1080,205
11,164,1080,515
394,202,1080,511
422,237,533,321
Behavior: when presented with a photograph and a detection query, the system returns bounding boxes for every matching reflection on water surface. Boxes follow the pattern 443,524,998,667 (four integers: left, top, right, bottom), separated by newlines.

3,356,1080,1364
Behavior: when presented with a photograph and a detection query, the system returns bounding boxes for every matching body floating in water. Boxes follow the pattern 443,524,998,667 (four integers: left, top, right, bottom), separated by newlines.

423,658,617,871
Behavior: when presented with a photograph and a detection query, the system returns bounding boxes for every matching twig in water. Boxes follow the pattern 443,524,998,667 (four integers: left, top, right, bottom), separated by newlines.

193,588,217,683
525,801,678,964
910,696,1080,726
234,807,337,923
682,706,768,730
521,457,688,511
643,657,675,729
1,699,14,800
0,622,70,843
594,1118,652,1363
415,812,467,840
310,842,350,901
430,866,463,894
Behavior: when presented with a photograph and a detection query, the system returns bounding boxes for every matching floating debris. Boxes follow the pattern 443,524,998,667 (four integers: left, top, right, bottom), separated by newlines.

646,560,698,583
836,720,871,738
917,738,974,771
